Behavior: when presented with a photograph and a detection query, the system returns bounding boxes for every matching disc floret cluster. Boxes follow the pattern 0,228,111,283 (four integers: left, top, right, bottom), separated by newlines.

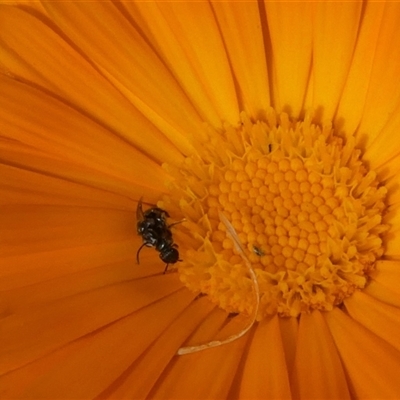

161,110,388,319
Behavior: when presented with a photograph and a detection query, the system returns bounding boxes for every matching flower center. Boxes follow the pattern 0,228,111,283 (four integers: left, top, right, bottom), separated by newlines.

161,110,389,319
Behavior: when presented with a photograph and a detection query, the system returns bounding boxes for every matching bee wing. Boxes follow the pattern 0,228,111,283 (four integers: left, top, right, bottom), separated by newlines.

136,197,144,223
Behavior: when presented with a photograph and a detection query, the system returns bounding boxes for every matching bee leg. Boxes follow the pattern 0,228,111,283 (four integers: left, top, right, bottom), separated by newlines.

136,242,147,264
163,258,182,274
168,218,186,229
194,293,207,300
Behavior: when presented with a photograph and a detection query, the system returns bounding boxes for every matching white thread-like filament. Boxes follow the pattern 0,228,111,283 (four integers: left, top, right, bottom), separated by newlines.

177,211,260,355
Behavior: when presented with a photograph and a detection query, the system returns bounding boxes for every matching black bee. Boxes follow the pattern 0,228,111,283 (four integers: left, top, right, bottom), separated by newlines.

136,198,181,273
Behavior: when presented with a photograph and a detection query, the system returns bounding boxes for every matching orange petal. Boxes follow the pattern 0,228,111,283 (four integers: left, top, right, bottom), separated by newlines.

0,289,195,399
0,75,168,197
357,12,400,186
1,139,160,201
369,260,400,301
365,278,400,308
279,316,299,375
99,296,216,399
0,273,183,375
291,311,350,399
239,316,292,399
325,308,400,398
0,5,182,164
264,0,312,118
0,239,144,292
124,1,240,127
344,290,400,352
0,204,135,258
211,1,270,119
149,309,248,399
358,3,400,145
311,1,362,121
0,238,168,311
363,102,400,180
0,163,133,209
335,1,385,135
0,239,169,297
383,206,400,258
384,174,400,208
41,1,205,151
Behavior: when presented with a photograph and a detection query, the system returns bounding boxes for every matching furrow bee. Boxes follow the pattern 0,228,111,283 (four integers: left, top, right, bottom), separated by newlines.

136,198,181,273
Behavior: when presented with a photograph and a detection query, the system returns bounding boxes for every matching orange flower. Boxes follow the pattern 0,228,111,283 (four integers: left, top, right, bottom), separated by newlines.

1,1,400,399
